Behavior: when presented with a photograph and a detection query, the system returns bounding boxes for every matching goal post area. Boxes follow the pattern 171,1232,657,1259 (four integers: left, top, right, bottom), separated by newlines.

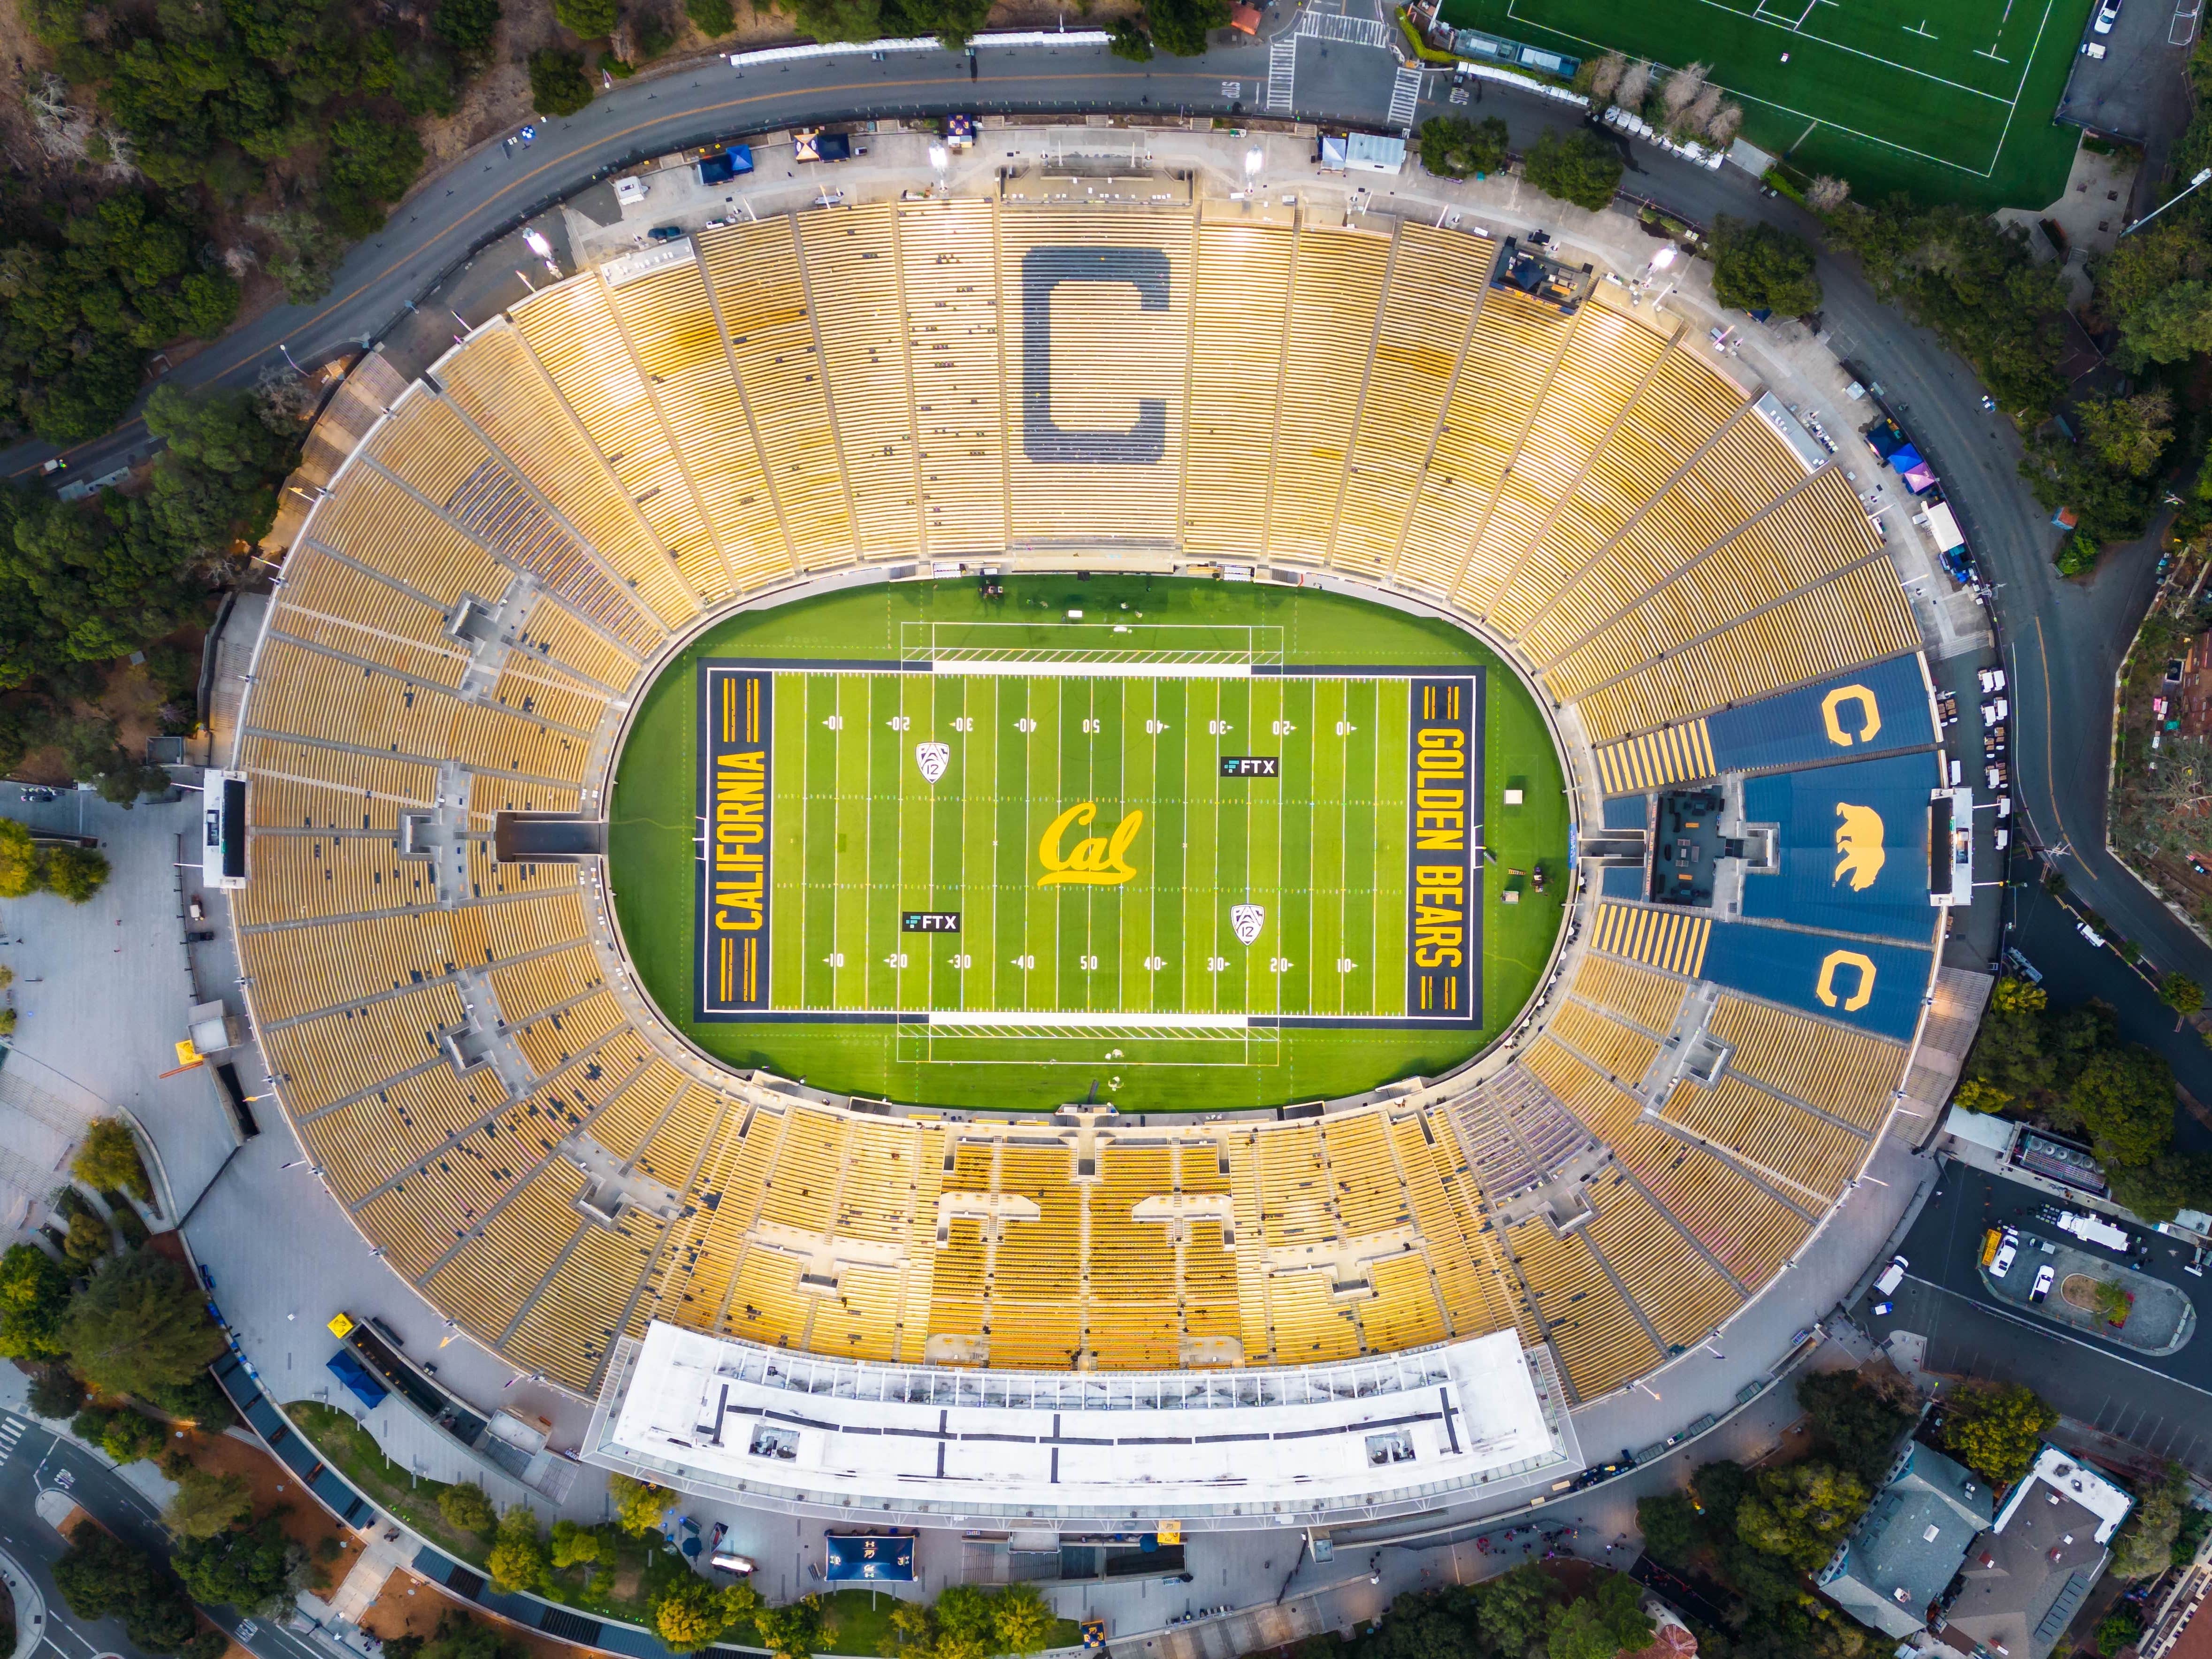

692,655,1488,1036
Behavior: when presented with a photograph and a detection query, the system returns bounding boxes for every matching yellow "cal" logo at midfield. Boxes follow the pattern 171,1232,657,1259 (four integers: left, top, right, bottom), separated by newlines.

1038,802,1143,887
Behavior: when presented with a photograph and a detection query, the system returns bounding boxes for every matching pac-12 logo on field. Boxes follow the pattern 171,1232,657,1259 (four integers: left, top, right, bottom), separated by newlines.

915,742,951,785
1230,904,1266,946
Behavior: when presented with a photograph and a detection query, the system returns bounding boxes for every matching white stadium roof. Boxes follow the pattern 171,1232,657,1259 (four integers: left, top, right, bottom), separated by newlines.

582,1321,1580,1529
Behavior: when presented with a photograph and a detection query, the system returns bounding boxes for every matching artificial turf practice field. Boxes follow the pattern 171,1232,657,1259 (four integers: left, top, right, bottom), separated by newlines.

1443,0,2094,206
610,579,1569,1113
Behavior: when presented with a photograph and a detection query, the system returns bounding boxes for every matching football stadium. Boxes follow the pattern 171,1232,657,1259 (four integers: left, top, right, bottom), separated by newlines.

227,199,1952,1526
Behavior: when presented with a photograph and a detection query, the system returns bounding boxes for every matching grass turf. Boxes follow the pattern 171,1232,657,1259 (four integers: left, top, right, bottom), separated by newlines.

611,577,1568,1113
1442,0,2093,207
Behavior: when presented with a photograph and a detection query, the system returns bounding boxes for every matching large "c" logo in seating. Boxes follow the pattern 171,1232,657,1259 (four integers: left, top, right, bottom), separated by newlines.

1815,949,1878,1012
1821,685,1882,748
1022,246,1168,465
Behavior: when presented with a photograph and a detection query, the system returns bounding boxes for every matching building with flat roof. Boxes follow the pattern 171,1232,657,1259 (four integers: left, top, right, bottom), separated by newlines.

583,1320,1578,1529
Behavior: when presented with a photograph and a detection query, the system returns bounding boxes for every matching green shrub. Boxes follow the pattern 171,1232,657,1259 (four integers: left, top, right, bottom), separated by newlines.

528,48,594,114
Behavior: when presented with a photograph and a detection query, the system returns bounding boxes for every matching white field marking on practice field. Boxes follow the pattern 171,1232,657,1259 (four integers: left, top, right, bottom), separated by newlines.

1500,0,2044,177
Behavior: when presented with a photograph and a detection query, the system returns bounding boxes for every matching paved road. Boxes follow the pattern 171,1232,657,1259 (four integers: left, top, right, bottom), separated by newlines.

1860,1164,2212,1473
0,1411,331,1659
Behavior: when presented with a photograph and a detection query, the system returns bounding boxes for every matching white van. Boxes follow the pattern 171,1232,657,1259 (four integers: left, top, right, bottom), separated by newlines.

1874,1255,1908,1297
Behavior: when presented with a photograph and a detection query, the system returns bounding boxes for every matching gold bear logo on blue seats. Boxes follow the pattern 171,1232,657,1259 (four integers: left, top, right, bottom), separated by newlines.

1832,803,1886,892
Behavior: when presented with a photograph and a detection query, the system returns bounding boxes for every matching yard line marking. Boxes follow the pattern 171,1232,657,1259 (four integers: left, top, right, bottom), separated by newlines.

1500,0,2028,178
1904,19,1940,35
1974,45,2010,58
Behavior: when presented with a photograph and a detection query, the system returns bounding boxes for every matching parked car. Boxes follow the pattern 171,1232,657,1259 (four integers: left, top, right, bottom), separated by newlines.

1991,1237,2019,1279
647,225,686,243
2029,1265,2055,1303
2094,0,2120,32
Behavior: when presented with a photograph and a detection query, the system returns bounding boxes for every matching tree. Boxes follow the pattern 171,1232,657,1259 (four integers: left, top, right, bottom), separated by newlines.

1522,130,1623,213
1543,1599,1617,1659
610,1473,673,1533
1941,1382,2057,1486
437,1481,496,1534
2078,390,2175,480
56,1252,223,1397
528,48,593,115
1473,1565,1554,1658
1829,198,2067,414
2162,973,2205,1029
1635,1492,1700,1567
28,1363,85,1418
0,819,38,898
754,1597,827,1659
1578,51,1624,101
1734,1461,1868,1572
1108,17,1153,57
1795,1370,1915,1485
321,114,425,237
1953,1078,2011,1112
1146,0,1229,55
52,1526,200,1654
44,846,110,904
2097,1605,2144,1657
1657,61,1709,127
421,1613,524,1659
173,1516,303,1614
433,0,501,51
2116,280,2212,369
0,1241,73,1358
548,1519,602,1569
554,0,618,32
1710,216,1822,317
1806,175,1851,213
654,1575,734,1652
2105,1151,2212,1224
2105,1460,2194,1575
163,1467,253,1539
485,1506,549,1594
1615,59,1652,111
74,1118,153,1202
2072,1045,2178,1167
993,1584,1054,1657
1418,115,1509,180
686,0,735,32
935,1584,999,1659
2094,1277,2132,1324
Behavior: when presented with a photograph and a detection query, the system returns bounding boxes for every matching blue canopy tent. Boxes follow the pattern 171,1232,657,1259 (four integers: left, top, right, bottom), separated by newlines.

326,1347,389,1411
824,1535,915,1582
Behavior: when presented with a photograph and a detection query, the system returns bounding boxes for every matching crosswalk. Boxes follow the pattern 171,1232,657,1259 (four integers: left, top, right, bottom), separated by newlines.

0,1414,26,1467
1387,62,1424,128
1266,37,1297,112
1296,9,1396,46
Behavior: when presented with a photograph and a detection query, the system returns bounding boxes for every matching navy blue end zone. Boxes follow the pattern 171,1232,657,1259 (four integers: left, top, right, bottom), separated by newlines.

696,663,773,1018
1406,673,1483,1026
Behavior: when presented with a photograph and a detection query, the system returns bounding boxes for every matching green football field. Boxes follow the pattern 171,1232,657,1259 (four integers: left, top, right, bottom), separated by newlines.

1443,0,2093,206
611,578,1568,1113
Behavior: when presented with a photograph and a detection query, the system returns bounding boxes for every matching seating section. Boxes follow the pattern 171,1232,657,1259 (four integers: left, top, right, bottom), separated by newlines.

231,198,1928,1401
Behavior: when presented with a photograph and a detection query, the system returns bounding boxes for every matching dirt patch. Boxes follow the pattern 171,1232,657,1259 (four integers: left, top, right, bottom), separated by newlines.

361,1569,588,1659
169,1427,367,1584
